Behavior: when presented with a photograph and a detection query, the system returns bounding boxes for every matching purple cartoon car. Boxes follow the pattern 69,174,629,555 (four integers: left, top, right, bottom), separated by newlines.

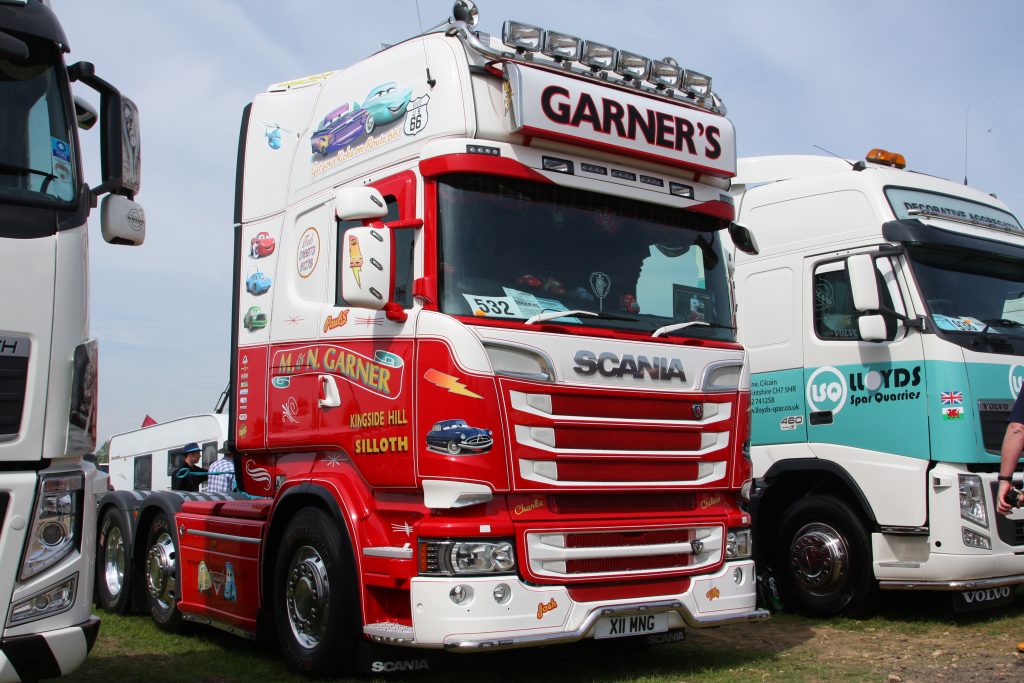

310,103,369,156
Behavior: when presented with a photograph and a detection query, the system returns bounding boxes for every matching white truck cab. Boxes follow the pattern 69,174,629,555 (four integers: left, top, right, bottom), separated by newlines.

729,150,1024,615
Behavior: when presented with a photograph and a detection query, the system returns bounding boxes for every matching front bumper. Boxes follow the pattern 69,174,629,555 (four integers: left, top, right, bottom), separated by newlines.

368,560,766,651
0,615,99,682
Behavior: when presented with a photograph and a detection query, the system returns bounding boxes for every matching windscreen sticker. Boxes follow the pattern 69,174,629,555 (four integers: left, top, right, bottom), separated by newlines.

932,315,986,332
50,138,72,184
462,293,521,318
503,287,581,324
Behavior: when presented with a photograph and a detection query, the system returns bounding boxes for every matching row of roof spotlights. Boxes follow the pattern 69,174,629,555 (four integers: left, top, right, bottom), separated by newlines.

501,20,712,99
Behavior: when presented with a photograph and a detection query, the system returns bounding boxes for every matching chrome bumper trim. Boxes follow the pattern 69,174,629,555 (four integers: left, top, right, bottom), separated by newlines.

879,573,1024,591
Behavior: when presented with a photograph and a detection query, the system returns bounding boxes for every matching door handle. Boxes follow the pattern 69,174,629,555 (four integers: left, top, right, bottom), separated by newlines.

318,375,340,408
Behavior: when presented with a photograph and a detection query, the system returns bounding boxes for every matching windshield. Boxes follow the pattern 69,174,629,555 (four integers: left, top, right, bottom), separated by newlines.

437,175,735,341
0,31,76,210
908,244,1024,342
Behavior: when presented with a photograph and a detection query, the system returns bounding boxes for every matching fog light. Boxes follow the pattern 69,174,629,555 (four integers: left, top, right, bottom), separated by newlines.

450,584,474,606
493,583,512,604
8,575,77,627
542,156,574,174
962,526,991,550
502,21,543,52
615,51,650,81
542,31,581,62
580,41,617,70
669,182,694,199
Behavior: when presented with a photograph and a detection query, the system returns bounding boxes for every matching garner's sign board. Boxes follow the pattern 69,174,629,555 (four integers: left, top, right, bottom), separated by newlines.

506,63,736,178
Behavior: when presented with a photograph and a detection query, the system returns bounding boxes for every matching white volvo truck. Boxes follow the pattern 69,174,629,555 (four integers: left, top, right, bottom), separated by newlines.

0,0,144,678
729,150,1024,615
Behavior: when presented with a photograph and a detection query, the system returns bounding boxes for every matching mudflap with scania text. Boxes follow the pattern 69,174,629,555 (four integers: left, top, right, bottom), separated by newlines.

952,585,1015,612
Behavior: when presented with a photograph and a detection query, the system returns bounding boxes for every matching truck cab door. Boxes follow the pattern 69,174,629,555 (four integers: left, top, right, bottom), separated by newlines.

802,250,929,526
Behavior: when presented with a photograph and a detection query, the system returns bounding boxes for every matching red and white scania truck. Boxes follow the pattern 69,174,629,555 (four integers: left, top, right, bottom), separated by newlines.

0,0,144,680
96,2,766,674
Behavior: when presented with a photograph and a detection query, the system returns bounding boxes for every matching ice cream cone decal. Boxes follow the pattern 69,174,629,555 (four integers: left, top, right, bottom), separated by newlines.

348,234,363,287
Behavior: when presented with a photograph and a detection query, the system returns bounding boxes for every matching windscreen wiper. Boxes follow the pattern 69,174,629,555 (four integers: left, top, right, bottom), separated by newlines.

652,321,735,338
524,309,638,325
0,162,57,192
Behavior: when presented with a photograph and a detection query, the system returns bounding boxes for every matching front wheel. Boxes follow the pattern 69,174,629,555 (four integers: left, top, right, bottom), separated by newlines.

274,508,359,676
446,440,462,455
96,508,131,614
776,494,876,617
143,512,184,632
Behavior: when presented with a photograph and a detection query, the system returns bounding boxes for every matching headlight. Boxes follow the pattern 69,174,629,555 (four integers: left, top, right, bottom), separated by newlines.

958,474,988,528
419,539,516,576
725,528,752,559
20,473,84,580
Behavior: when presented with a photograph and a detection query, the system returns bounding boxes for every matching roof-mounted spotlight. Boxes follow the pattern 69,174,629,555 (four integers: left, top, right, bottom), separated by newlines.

615,51,650,81
580,40,617,71
503,21,544,52
542,31,581,62
683,70,712,98
452,0,479,28
650,59,683,89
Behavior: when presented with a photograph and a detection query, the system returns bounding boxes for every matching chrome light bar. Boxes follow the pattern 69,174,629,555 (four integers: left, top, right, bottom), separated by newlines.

436,2,726,114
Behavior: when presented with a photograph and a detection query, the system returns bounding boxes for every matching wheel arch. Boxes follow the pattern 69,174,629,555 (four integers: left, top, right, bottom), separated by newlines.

260,482,359,620
752,459,878,566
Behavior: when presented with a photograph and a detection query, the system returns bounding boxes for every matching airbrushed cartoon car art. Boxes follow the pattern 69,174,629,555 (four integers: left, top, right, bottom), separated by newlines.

310,103,370,156
425,419,494,455
250,231,275,257
361,81,412,134
245,269,272,295
243,305,267,331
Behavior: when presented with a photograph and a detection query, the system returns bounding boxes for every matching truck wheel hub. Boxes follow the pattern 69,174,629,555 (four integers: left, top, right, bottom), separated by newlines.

146,532,177,607
789,522,848,593
286,546,331,648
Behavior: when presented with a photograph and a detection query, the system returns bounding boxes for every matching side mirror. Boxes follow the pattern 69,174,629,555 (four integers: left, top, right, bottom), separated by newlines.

847,254,880,312
335,187,388,221
857,315,888,342
100,194,146,246
73,96,98,130
340,225,392,310
728,222,759,255
68,62,141,198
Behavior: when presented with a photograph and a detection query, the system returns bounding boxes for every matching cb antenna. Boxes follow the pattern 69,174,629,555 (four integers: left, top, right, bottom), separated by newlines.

414,0,437,87
813,144,854,168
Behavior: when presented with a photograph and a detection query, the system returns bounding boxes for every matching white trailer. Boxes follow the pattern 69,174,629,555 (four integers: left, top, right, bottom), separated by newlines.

107,414,227,492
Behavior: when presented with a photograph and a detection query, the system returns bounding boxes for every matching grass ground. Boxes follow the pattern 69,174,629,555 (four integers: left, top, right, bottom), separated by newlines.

64,591,1024,682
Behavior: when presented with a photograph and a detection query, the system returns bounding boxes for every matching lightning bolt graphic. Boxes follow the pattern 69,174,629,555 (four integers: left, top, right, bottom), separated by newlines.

424,368,483,399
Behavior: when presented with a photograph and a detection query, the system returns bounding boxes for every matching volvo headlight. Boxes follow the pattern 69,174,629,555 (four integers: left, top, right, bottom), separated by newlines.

20,473,84,580
958,474,988,528
419,539,516,576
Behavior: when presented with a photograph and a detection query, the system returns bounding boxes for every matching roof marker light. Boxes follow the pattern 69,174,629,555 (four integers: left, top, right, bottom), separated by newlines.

580,41,617,71
683,70,712,98
542,31,581,62
580,162,608,175
466,144,500,156
669,182,694,199
542,156,574,174
611,169,637,181
866,148,906,169
615,51,650,81
502,21,544,53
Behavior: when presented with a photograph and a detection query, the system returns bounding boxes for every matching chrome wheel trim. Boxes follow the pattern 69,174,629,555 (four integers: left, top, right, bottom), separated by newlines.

146,531,177,609
103,525,126,598
286,544,331,650
789,522,849,595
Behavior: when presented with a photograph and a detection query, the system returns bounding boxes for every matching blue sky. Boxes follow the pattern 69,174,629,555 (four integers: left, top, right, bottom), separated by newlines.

54,1,1024,443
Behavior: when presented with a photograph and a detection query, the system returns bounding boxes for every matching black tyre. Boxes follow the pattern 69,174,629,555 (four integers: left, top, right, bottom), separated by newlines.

142,512,183,632
96,508,132,614
274,508,359,677
776,494,876,617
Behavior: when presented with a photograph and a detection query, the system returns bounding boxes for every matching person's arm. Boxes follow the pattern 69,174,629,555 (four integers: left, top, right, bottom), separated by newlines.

997,419,1024,515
